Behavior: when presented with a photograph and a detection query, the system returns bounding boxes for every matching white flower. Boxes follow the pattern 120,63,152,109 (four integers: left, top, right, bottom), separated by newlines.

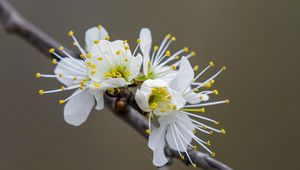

137,28,195,83
135,57,228,167
36,25,142,126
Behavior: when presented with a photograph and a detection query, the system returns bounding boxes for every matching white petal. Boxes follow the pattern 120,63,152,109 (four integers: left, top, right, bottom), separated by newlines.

186,91,209,104
85,26,109,52
102,78,127,88
170,89,186,109
148,126,168,167
139,28,152,56
64,89,95,126
135,89,151,112
142,53,150,76
54,58,86,86
89,89,104,110
165,112,194,151
128,53,142,81
169,57,194,93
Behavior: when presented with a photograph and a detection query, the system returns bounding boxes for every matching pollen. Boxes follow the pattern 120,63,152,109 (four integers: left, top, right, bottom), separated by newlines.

222,66,227,71
225,99,230,104
171,36,176,41
60,86,65,91
68,30,74,36
97,24,102,29
73,42,77,46
58,46,64,51
154,45,159,51
38,90,44,95
86,53,92,59
192,164,197,168
123,40,128,44
183,47,189,52
192,145,197,150
94,82,101,88
165,50,171,57
58,100,65,104
214,121,220,125
52,59,57,65
209,61,214,67
166,33,171,38
175,56,180,60
104,36,110,40
97,57,103,61
146,129,151,135
149,102,158,109
191,51,196,57
80,54,84,59
180,155,185,160
204,83,212,88
207,141,211,146
116,50,121,55
193,65,199,71
124,57,129,62
35,73,41,78
58,74,63,78
170,65,176,70
49,48,55,54
124,46,129,50
209,131,214,135
91,70,96,75
213,90,219,95
221,129,226,134
136,38,141,43
94,40,100,44
211,152,216,157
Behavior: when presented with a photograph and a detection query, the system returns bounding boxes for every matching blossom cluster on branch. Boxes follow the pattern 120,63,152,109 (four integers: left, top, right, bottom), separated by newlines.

36,25,229,168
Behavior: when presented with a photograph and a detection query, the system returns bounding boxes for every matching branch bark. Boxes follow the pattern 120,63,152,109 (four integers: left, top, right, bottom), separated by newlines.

0,0,232,169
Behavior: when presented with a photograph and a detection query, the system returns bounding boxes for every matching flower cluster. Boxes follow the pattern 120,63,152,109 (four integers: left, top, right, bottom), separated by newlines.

36,26,229,167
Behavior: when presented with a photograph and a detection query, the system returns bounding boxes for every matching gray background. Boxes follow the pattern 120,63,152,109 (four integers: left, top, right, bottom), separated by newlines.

0,0,299,169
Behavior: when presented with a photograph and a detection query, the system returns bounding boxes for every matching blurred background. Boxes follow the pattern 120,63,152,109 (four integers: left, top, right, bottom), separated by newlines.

0,0,299,169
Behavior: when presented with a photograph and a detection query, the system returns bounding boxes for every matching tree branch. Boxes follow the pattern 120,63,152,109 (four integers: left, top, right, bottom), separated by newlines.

0,0,232,169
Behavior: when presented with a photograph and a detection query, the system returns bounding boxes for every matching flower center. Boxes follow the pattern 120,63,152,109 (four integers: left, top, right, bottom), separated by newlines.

148,87,176,113
104,65,131,81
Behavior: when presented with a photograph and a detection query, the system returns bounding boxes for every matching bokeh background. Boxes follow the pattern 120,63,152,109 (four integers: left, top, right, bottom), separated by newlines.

0,0,299,169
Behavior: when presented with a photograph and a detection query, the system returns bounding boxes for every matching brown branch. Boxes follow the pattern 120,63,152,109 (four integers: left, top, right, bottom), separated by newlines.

0,0,232,169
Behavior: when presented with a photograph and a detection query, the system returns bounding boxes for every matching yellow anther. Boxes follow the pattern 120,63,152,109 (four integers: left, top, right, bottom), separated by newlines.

167,103,172,109
52,59,57,65
154,45,159,51
170,65,176,70
204,83,212,88
35,73,41,78
58,74,63,78
94,40,100,44
87,53,92,59
146,129,151,135
97,24,102,29
58,46,64,51
166,33,171,38
49,48,55,54
38,90,44,95
123,40,128,44
225,99,230,104
192,164,197,168
207,141,211,146
68,30,74,36
183,47,189,52
104,36,110,40
136,38,141,43
193,88,199,92
73,42,77,46
222,66,226,71
171,36,176,41
165,50,171,57
91,70,96,75
97,57,103,61
210,79,215,84
199,95,203,100
173,104,177,110
72,76,77,80
214,121,220,125
209,61,214,67
181,108,205,112
221,129,226,134
58,100,65,104
180,155,185,160
191,51,196,57
160,108,166,113
149,102,158,109
80,54,84,59
175,56,180,60
124,46,129,50
60,86,65,91
192,129,196,134
94,82,101,88
116,50,121,55
213,90,219,95
124,57,129,62
209,131,214,135
192,145,197,150
193,65,199,71
211,152,216,157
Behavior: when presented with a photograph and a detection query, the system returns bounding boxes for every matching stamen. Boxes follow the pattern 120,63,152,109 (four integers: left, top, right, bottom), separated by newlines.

169,124,185,161
185,100,229,107
180,108,205,113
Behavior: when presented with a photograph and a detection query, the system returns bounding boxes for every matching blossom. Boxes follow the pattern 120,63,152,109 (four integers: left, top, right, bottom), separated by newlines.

137,28,195,83
135,57,228,167
36,25,142,126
